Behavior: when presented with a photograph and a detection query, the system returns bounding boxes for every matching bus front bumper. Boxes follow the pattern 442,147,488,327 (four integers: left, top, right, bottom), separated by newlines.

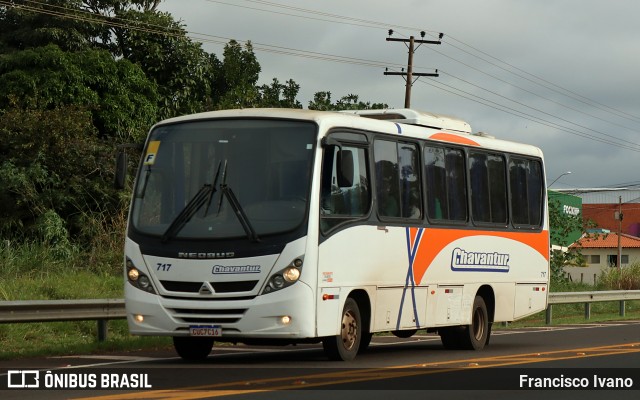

125,281,316,340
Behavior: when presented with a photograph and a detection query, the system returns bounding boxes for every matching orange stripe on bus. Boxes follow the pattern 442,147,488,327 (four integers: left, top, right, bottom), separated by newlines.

411,228,549,284
430,132,480,147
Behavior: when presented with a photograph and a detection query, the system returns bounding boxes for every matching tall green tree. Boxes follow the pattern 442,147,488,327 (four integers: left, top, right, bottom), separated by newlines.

111,6,218,118
214,40,261,109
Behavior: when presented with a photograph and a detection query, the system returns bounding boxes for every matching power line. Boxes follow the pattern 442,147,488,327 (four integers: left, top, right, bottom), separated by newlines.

439,70,640,150
415,43,640,134
416,76,640,153
205,0,434,36
205,0,640,126
443,35,640,124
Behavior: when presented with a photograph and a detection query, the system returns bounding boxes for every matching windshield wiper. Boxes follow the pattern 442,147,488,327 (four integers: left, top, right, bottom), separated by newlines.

220,183,261,243
215,161,260,243
161,162,222,243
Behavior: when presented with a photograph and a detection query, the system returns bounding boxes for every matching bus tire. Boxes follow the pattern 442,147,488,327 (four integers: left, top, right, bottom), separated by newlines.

392,329,417,338
461,295,489,350
439,296,490,350
358,332,373,354
439,326,463,349
322,298,361,361
173,336,214,361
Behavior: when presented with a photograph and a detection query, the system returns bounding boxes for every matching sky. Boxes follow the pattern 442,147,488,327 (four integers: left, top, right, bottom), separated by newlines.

158,0,640,194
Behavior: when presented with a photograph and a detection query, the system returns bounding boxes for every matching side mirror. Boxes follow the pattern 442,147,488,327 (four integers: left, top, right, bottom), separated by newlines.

337,149,354,188
321,137,355,188
114,151,128,190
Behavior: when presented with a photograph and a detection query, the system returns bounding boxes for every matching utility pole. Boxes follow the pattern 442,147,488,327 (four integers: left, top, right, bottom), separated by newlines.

616,196,623,270
384,30,442,108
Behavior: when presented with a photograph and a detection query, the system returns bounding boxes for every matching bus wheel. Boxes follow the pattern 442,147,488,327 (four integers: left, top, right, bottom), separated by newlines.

461,296,489,350
438,326,463,349
439,296,489,350
358,332,373,354
322,298,361,361
173,336,214,361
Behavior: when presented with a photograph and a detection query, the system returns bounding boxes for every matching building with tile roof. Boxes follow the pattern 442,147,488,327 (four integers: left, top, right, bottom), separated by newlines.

564,232,640,285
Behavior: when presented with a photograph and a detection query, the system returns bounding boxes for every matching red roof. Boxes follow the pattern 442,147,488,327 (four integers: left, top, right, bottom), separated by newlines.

570,232,640,249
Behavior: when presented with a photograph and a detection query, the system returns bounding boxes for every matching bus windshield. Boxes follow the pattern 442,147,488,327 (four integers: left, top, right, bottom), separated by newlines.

130,119,317,240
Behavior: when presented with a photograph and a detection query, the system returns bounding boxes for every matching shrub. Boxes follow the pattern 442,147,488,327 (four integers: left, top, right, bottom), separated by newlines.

598,262,640,290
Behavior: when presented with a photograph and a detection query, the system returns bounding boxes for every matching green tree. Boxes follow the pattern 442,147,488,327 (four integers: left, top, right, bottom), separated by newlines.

0,44,158,142
257,78,302,108
214,40,262,109
0,106,119,240
0,0,166,53
0,0,102,52
112,6,218,118
0,1,215,120
548,197,592,285
308,91,387,111
0,43,158,240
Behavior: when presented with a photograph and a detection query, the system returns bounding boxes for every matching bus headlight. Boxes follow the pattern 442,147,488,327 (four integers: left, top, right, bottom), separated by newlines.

127,267,140,281
126,258,156,294
262,257,303,295
283,267,301,283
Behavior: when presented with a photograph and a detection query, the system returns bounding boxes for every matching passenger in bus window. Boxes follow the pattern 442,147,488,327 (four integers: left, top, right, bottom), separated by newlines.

406,187,421,218
376,160,400,217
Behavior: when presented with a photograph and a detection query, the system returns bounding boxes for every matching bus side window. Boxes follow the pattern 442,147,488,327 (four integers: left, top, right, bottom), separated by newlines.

470,152,507,225
374,139,421,219
424,145,467,222
320,145,370,232
398,143,421,219
374,140,400,218
509,157,543,228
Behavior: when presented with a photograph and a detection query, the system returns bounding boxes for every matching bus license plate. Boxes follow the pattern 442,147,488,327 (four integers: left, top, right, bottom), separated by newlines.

189,326,222,337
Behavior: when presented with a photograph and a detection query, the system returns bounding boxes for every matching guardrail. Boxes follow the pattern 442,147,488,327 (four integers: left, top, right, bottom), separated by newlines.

0,291,639,341
546,290,640,324
0,299,125,342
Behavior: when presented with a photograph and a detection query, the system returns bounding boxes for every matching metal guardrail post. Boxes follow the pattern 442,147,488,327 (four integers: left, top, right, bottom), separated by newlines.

584,303,591,320
620,300,626,317
98,320,108,342
546,305,552,325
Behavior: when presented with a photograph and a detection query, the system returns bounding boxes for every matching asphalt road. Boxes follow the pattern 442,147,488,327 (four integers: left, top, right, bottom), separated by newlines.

1,320,639,400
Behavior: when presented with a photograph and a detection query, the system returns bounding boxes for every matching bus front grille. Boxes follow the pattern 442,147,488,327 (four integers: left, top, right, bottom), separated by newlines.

160,280,258,293
167,308,247,324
